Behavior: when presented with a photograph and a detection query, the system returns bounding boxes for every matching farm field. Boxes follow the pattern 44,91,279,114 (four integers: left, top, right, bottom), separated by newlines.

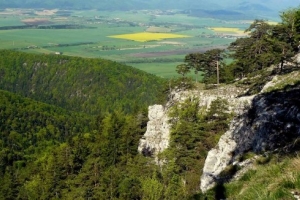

0,9,251,78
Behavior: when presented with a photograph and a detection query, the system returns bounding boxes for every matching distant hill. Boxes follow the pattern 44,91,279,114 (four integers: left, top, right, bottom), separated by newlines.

188,9,247,20
0,0,298,18
0,0,300,19
0,50,165,115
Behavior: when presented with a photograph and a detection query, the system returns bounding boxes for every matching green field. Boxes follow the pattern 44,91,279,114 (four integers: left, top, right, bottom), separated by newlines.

130,62,184,78
0,9,251,78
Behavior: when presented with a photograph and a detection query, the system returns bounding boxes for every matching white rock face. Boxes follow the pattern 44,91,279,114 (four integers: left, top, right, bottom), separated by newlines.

138,85,250,161
200,115,245,192
138,105,171,157
295,54,300,64
200,71,300,192
200,95,254,192
138,85,255,191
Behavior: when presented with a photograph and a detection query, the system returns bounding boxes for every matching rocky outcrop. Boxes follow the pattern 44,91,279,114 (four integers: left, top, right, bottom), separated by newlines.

138,104,171,157
200,95,254,192
201,84,300,192
138,85,246,160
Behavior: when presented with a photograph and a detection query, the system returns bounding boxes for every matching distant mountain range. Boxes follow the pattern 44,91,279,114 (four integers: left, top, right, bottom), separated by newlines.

0,0,299,18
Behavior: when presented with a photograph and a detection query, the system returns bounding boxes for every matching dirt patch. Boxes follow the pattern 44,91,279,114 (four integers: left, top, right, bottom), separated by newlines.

158,41,185,45
35,9,58,16
146,26,171,33
21,18,50,25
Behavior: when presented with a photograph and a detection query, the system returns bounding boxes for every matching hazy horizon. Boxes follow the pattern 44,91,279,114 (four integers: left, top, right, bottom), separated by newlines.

0,0,299,11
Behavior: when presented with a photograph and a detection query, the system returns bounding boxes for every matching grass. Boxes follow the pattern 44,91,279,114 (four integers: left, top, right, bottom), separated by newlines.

218,155,300,200
129,62,183,78
263,70,300,93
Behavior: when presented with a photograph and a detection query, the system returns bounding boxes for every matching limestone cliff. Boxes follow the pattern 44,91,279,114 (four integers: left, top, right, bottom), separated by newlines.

201,71,300,192
138,85,248,158
138,69,300,194
138,104,171,157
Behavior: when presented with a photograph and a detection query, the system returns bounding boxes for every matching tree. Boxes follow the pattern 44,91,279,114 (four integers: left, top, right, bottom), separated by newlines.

279,8,298,48
176,64,190,77
203,49,225,85
141,172,164,200
184,53,207,82
229,20,276,75
185,49,225,84
271,8,299,71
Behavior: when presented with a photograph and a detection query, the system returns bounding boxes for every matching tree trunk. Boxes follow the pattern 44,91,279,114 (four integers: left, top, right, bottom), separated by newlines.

216,60,219,85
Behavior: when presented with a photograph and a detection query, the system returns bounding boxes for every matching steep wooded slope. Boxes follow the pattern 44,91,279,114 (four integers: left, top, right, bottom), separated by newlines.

0,50,164,114
0,89,153,199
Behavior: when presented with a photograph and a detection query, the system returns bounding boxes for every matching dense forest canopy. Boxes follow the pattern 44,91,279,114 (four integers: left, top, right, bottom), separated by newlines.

0,50,165,115
0,89,151,199
0,50,165,199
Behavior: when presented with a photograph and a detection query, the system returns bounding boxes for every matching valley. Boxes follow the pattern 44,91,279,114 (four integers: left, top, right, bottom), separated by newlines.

0,8,250,78
1,1,300,199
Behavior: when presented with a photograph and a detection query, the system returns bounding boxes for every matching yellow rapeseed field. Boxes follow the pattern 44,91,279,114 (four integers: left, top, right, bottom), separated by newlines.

209,27,245,34
108,32,190,42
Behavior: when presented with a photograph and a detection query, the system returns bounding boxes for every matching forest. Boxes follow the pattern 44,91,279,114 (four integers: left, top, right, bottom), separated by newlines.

0,50,165,114
1,5,300,200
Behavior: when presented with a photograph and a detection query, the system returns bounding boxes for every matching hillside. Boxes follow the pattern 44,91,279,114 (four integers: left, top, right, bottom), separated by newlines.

0,49,166,199
0,89,94,198
0,50,165,114
0,88,158,199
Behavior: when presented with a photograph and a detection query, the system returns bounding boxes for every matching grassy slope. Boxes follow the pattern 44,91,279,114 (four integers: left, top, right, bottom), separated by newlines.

202,155,300,199
226,156,300,199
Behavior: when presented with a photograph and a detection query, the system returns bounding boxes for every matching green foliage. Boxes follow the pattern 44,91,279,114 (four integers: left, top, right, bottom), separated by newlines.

141,173,164,200
176,64,191,77
167,77,196,92
166,97,232,194
235,67,274,95
184,49,227,84
229,15,299,79
0,50,165,115
0,90,95,199
0,48,167,200
256,155,272,165
0,88,156,199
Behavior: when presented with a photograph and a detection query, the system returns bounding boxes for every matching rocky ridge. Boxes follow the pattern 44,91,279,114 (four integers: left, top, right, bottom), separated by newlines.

138,85,250,159
201,71,300,192
138,69,300,194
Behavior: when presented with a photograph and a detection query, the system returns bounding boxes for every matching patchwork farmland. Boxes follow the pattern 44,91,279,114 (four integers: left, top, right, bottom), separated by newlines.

0,9,252,78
